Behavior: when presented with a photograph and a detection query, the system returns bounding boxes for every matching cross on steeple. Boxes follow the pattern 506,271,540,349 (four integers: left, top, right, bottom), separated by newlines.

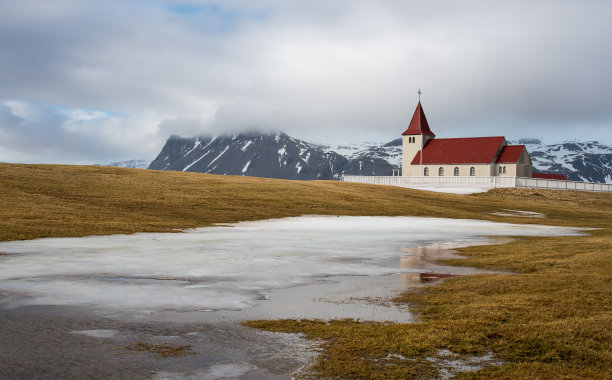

417,89,422,101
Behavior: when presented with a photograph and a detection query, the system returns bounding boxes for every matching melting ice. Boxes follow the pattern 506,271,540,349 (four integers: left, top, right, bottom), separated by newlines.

0,216,584,314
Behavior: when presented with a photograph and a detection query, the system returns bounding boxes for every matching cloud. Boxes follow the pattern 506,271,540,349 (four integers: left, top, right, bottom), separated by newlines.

0,0,611,163
157,116,209,139
0,101,160,164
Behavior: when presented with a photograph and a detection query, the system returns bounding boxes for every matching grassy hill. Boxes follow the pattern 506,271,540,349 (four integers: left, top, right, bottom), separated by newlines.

1,163,611,378
0,163,609,241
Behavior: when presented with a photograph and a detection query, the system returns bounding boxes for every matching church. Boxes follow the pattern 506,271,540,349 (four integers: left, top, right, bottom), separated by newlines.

401,102,533,178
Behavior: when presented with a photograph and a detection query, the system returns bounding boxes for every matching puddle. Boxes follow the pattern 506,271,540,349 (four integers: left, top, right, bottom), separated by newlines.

0,216,583,319
0,216,586,378
0,305,319,379
427,349,504,379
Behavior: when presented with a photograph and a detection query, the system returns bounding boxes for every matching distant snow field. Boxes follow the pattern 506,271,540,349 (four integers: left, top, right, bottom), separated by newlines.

0,216,585,317
395,184,493,194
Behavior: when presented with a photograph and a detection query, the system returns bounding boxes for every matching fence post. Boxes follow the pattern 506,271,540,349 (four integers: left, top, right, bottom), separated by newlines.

341,175,610,193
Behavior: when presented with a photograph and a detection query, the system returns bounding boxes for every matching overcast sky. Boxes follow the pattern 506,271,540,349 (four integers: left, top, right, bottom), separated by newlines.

1,0,611,164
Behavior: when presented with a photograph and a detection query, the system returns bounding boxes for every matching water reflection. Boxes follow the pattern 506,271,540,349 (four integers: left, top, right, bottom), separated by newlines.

398,242,492,289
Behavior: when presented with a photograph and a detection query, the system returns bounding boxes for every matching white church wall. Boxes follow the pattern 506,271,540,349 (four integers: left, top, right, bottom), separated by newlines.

408,164,493,177
401,134,434,176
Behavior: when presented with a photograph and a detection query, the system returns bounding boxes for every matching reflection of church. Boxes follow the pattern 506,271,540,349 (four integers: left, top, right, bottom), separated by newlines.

399,244,459,289
401,101,533,178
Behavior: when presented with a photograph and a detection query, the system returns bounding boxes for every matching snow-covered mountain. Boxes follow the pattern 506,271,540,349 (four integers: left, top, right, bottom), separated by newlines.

107,159,150,169
510,139,612,183
148,132,397,180
323,138,403,168
147,132,611,183
149,132,347,180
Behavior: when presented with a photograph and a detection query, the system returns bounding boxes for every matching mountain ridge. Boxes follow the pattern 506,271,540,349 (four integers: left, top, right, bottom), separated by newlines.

129,132,611,183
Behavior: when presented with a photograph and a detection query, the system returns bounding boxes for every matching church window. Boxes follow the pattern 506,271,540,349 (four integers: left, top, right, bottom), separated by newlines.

454,167,459,176
424,167,429,176
439,167,444,176
499,166,503,174
503,166,507,174
470,167,475,176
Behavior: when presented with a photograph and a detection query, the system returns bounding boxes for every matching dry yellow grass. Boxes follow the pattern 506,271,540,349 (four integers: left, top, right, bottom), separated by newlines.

250,228,612,378
1,163,611,378
1,163,609,241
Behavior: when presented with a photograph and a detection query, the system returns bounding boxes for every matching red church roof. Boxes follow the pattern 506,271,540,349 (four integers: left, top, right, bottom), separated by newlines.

496,145,526,163
411,136,505,165
532,173,568,181
402,102,435,136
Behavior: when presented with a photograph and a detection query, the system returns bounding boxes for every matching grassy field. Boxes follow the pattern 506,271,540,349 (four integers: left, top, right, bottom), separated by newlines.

1,163,611,378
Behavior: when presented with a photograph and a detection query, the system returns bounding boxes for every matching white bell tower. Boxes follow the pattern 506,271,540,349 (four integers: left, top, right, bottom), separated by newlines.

401,91,435,176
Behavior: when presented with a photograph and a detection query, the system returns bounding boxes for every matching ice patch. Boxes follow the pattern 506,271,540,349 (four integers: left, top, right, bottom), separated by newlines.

0,216,585,315
152,364,252,380
72,329,119,338
427,349,503,379
204,363,252,378
491,209,545,218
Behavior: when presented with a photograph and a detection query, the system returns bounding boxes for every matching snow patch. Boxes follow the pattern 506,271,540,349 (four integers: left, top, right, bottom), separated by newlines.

0,216,585,315
183,150,213,172
490,209,545,218
242,160,251,173
208,145,229,167
182,136,219,171
241,140,253,152
184,139,201,156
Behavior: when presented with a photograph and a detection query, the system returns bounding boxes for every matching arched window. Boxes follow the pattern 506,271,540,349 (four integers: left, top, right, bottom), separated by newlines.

424,167,429,176
499,166,503,174
439,167,444,176
454,167,459,176
470,167,475,176
503,166,507,174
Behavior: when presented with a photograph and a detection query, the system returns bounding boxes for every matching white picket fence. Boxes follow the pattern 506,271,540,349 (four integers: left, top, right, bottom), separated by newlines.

516,177,612,192
341,175,612,193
